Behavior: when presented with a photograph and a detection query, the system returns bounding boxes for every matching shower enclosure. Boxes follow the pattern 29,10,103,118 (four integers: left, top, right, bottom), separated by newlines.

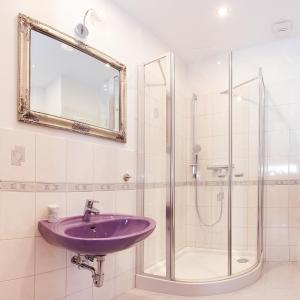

137,51,265,295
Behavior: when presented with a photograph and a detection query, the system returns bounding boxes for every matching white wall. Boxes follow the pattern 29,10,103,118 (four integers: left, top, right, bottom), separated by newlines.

0,0,169,299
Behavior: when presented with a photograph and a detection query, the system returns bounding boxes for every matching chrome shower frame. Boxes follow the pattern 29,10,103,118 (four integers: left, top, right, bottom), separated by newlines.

136,51,265,285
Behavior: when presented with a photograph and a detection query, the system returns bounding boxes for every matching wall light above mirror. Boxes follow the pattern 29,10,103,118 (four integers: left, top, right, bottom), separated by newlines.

18,14,127,142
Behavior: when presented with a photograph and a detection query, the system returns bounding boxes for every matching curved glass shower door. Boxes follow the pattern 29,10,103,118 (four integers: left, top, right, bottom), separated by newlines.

174,52,230,281
231,51,265,274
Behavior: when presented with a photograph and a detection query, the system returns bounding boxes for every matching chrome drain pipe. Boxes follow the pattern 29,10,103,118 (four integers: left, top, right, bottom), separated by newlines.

71,254,105,287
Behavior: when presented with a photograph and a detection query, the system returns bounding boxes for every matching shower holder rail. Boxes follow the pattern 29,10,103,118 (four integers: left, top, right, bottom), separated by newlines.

206,164,235,171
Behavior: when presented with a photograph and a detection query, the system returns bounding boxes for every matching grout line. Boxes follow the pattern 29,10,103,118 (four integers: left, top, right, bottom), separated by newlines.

0,274,35,284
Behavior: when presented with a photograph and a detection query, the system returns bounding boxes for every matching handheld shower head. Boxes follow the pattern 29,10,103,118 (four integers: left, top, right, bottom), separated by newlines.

192,93,198,102
193,144,202,154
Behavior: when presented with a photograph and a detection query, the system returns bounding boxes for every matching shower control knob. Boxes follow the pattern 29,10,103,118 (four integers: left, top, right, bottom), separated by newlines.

234,173,244,177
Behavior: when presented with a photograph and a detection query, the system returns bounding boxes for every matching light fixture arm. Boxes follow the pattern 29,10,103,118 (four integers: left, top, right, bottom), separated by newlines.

83,8,94,27
75,8,102,40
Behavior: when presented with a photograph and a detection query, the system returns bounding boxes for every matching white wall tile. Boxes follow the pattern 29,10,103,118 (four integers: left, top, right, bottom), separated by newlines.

93,278,114,300
290,129,300,156
264,186,288,208
266,104,290,131
35,236,67,274
0,192,35,239
67,140,94,183
103,254,116,281
115,248,135,274
289,246,300,261
35,269,66,300
0,238,35,281
0,276,34,300
66,266,92,295
289,103,300,130
94,145,117,183
265,246,290,262
94,191,116,214
289,208,300,227
36,134,66,182
67,288,92,300
289,155,300,179
265,228,289,246
265,156,289,180
265,207,288,228
115,190,136,215
114,272,135,297
289,185,300,207
0,129,35,181
288,228,300,246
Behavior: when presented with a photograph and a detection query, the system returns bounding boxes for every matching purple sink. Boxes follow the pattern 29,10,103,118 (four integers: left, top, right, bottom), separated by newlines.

38,214,156,255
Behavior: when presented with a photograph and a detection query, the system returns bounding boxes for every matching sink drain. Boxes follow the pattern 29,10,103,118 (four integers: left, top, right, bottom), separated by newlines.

237,258,249,263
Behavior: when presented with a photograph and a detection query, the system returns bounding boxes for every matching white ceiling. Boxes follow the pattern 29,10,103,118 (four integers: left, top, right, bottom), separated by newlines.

112,0,300,62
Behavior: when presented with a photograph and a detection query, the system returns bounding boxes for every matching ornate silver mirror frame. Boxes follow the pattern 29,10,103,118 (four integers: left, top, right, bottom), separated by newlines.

17,14,127,142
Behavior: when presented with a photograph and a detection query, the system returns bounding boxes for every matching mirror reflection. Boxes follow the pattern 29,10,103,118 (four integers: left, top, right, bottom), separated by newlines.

30,30,120,131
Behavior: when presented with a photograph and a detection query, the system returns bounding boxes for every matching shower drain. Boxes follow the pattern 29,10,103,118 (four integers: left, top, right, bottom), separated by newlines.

237,258,249,264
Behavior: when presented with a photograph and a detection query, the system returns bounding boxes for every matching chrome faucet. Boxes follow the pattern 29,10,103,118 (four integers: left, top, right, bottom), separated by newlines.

83,200,100,222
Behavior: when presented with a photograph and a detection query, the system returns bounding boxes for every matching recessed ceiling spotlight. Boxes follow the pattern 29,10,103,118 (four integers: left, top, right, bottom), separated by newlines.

237,96,243,101
217,61,221,65
217,6,229,17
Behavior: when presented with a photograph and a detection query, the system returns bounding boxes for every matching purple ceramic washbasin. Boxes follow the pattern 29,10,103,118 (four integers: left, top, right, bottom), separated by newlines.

38,214,156,255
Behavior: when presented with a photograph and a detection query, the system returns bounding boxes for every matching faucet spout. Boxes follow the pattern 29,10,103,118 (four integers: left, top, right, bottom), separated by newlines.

83,199,100,222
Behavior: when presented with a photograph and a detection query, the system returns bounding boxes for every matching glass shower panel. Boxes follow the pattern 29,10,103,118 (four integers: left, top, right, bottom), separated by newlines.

231,53,260,274
174,53,230,281
142,56,168,277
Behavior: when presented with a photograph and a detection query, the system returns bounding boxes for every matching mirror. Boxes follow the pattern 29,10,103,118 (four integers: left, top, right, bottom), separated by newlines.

18,14,126,142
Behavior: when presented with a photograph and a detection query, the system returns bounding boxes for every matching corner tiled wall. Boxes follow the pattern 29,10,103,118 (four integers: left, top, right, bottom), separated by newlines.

263,79,300,261
0,128,136,300
185,91,230,252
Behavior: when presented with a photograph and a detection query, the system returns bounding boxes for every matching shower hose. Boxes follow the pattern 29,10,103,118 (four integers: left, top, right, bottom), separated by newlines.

194,176,224,227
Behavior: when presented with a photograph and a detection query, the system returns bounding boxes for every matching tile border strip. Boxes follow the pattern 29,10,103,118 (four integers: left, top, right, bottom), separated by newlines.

0,181,137,192
0,179,299,192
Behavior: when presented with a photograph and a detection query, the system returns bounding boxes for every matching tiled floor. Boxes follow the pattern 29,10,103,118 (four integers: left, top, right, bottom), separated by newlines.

146,247,256,280
114,262,300,300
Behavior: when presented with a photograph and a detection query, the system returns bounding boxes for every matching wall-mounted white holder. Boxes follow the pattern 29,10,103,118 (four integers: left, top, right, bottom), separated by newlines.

48,204,59,223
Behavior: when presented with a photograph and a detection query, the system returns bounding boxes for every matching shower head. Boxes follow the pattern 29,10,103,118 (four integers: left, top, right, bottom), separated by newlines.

193,144,202,154
192,93,198,102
